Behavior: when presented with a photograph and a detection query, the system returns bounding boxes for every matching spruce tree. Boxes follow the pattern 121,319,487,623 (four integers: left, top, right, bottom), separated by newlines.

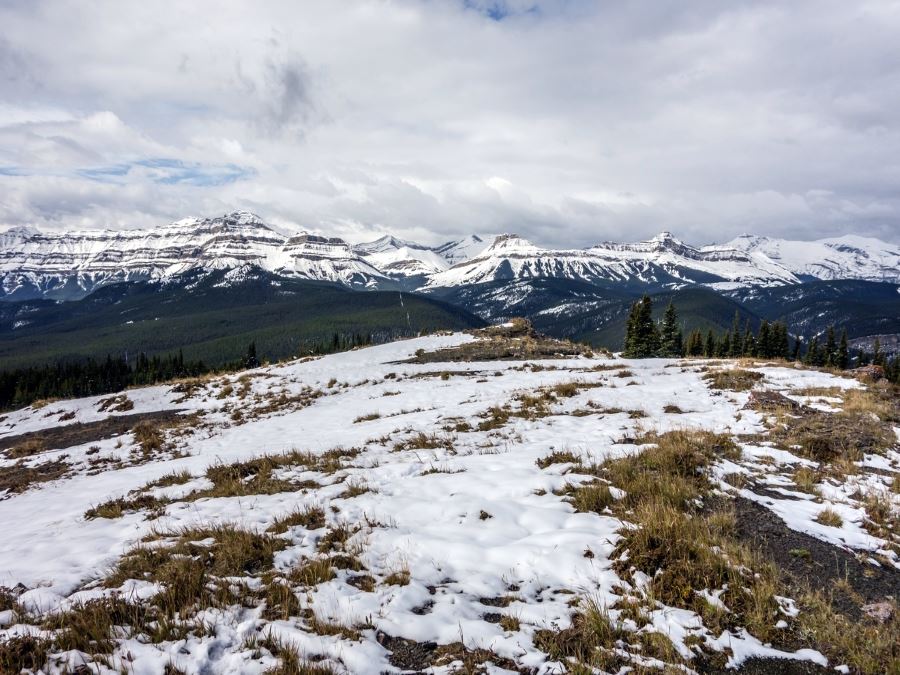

659,302,682,357
622,300,640,357
757,321,771,358
824,326,836,367
742,319,754,357
705,330,716,358
729,311,742,358
791,337,801,362
837,329,849,369
873,338,883,366
245,341,259,369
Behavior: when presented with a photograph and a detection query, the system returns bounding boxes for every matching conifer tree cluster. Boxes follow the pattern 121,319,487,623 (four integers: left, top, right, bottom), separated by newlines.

682,312,790,360
622,297,682,357
0,330,377,411
621,297,900,384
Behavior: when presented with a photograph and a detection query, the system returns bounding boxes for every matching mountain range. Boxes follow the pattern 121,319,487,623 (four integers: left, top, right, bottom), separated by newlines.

1,211,898,365
3,211,899,302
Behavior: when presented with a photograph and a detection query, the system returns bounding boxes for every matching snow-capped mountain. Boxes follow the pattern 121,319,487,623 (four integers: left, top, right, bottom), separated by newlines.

2,212,898,302
433,234,492,266
727,234,900,283
424,232,799,289
352,235,449,278
0,212,385,300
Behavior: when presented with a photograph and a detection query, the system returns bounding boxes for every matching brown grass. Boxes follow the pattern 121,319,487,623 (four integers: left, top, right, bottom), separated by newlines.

536,450,581,469
5,438,45,459
268,506,326,534
703,368,764,391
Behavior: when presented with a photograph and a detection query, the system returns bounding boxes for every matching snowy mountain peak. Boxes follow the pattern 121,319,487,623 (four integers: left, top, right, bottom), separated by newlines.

727,234,900,283
433,234,492,266
483,234,539,255
352,235,430,256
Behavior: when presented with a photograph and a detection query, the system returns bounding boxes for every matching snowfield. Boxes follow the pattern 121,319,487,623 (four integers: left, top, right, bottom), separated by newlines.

0,330,897,674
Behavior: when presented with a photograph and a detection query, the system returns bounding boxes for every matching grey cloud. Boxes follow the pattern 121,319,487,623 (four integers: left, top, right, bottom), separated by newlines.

0,0,898,246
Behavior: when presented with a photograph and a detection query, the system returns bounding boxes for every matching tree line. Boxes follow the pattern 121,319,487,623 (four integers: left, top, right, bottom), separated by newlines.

622,295,900,383
0,331,376,411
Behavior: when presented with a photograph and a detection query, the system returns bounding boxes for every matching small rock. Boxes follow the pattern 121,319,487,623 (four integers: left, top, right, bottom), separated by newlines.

861,601,894,623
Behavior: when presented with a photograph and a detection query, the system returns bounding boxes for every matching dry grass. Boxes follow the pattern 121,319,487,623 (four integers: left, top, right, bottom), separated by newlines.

132,421,165,455
267,506,326,534
383,565,411,587
703,368,764,391
0,458,69,495
797,592,899,674
353,412,381,423
393,432,454,452
792,466,821,494
839,387,894,418
536,450,581,469
0,635,50,674
768,408,896,462
98,394,134,413
287,558,335,587
5,438,45,459
406,319,591,364
260,634,338,675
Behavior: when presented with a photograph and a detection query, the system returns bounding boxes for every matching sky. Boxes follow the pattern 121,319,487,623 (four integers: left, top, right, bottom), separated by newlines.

0,0,899,247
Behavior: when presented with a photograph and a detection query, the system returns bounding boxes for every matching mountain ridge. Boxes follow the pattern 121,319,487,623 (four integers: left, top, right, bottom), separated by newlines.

2,211,898,300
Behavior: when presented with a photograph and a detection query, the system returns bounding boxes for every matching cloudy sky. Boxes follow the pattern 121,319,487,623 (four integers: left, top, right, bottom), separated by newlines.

1,0,898,246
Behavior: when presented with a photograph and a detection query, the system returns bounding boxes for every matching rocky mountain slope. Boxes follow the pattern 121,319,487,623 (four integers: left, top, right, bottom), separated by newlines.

728,233,900,283
3,212,897,301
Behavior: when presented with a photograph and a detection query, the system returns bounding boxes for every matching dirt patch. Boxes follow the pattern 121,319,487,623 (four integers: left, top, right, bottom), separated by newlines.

376,633,437,670
713,657,833,674
0,458,70,496
733,497,899,619
0,409,188,457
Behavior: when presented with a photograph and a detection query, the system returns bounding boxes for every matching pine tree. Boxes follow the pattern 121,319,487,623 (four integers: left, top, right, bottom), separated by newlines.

659,302,682,357
623,295,660,358
718,333,731,358
773,322,789,360
757,321,771,358
824,326,836,367
837,329,849,369
791,337,801,362
873,338,883,366
729,311,742,358
704,330,716,358
687,329,704,357
742,319,754,357
622,301,640,357
805,337,822,366
245,341,259,369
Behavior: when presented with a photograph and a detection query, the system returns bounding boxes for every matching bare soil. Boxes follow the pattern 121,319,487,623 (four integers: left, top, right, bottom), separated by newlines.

0,409,187,457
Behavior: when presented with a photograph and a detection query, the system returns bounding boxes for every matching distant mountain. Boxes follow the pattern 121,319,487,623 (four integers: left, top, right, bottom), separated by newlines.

0,212,387,300
424,231,798,289
727,234,900,283
2,213,898,308
352,235,449,279
432,234,493,266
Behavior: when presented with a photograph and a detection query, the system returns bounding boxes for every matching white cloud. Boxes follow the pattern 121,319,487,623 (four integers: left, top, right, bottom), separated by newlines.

0,0,898,245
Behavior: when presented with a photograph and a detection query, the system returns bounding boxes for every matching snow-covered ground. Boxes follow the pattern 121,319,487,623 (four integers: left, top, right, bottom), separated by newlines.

0,332,896,674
